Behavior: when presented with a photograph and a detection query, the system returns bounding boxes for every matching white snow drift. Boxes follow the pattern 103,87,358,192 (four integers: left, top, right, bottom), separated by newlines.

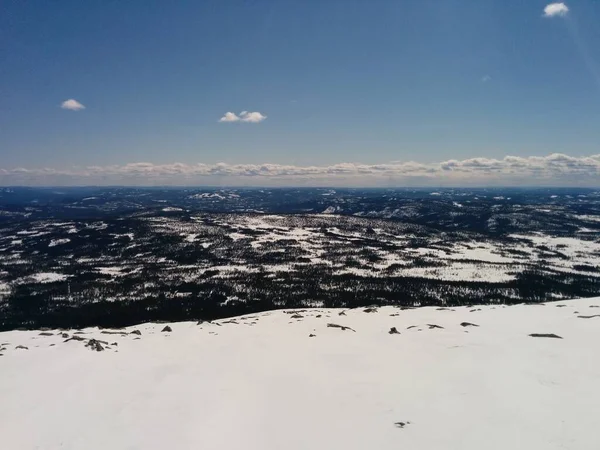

1,297,599,449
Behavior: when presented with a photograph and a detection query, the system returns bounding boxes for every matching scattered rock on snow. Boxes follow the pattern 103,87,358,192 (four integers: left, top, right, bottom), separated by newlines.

388,327,400,335
39,332,54,336
61,333,69,339
290,314,303,319
130,330,142,336
529,333,563,339
363,307,378,313
161,326,172,332
64,335,86,342
85,339,105,352
338,311,346,316
427,324,444,329
309,334,316,337
460,322,479,327
394,421,410,429
406,325,417,330
577,315,600,319
327,323,356,332
15,345,28,350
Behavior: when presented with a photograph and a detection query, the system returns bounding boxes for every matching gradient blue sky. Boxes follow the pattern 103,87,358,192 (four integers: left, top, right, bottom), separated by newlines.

1,1,600,185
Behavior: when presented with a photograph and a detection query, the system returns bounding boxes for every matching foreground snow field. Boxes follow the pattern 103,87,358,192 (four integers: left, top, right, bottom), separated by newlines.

2,299,600,450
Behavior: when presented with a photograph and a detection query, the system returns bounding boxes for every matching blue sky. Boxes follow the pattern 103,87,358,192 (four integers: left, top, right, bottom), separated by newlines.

1,0,600,186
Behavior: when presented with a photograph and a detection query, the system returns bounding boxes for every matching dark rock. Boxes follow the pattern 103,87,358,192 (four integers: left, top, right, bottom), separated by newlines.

338,311,346,316
161,326,172,332
197,320,205,325
284,310,307,314
39,332,54,336
101,330,127,335
427,324,444,329
577,315,600,319
555,305,567,308
74,331,86,335
61,333,69,339
327,323,356,332
363,307,377,313
460,322,479,327
316,315,322,318
290,314,303,319
15,345,28,350
85,339,105,352
406,325,417,330
309,334,316,337
389,313,399,316
394,421,410,429
130,330,142,335
469,309,482,312
388,327,400,335
590,305,600,308
111,342,118,346
222,320,238,324
64,335,86,342
529,333,563,339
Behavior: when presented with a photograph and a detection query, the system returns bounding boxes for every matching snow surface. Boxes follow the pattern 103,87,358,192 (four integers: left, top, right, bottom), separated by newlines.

48,238,71,247
30,272,68,283
1,298,600,449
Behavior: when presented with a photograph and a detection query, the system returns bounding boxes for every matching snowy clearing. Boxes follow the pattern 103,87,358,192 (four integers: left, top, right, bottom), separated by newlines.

30,272,68,283
1,297,599,449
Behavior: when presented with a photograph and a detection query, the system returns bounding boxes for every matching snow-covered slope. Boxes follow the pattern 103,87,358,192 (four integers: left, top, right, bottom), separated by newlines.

1,298,600,450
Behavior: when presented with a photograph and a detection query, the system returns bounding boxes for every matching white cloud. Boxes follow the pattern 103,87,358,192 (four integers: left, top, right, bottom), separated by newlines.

3,153,600,187
219,112,240,122
60,99,85,111
543,3,569,17
219,111,267,123
240,111,266,123
481,75,492,83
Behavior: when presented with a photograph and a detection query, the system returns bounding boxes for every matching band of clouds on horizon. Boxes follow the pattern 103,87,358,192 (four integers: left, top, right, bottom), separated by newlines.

3,154,600,186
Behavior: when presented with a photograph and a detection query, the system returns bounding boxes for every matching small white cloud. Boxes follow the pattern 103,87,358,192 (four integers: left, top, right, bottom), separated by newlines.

240,111,267,123
481,75,492,83
60,99,85,111
543,3,569,17
219,111,267,123
219,112,240,122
